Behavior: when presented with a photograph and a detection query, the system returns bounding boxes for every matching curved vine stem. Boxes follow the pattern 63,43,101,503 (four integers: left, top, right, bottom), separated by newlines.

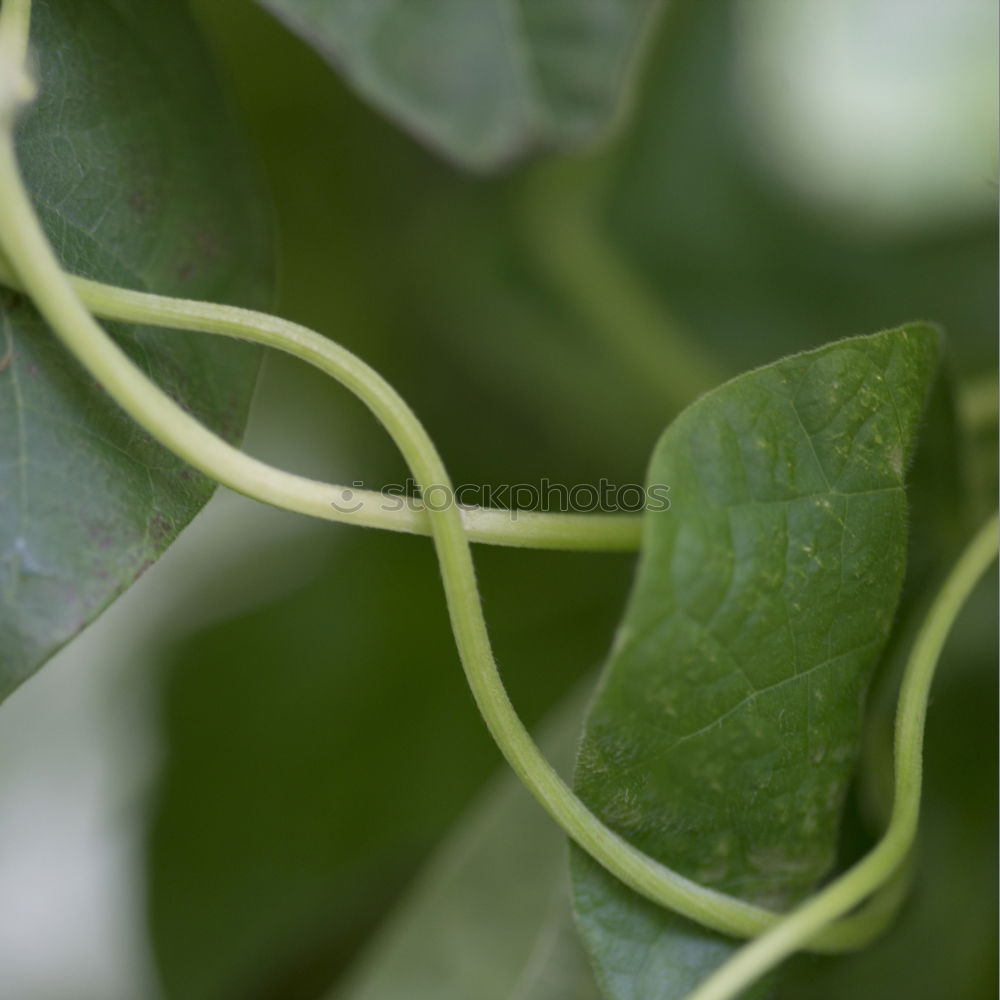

522,157,724,412
958,371,999,432
0,9,770,941
0,0,983,979
0,273,641,554
687,512,999,1000
2,254,646,556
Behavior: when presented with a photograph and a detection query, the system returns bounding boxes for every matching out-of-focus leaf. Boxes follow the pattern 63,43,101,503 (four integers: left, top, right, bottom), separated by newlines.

147,530,633,1000
0,0,272,696
602,0,997,379
334,682,599,1000
253,0,661,170
571,327,939,998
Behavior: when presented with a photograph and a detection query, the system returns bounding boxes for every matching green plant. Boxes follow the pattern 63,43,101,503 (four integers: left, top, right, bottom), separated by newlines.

0,2,995,999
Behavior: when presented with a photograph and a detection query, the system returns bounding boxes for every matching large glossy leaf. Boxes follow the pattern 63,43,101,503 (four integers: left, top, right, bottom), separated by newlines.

571,326,940,998
253,0,661,170
335,682,600,1000
0,0,272,695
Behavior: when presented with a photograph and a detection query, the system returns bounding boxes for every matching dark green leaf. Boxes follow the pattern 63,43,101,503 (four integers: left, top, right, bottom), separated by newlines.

336,682,600,1000
254,0,660,170
571,326,940,998
0,0,272,695
147,530,633,1000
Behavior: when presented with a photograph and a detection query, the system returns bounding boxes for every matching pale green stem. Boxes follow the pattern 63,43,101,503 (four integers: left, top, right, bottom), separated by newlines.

0,0,29,83
0,0,936,961
0,31,739,941
958,372,998,433
523,158,724,412
0,264,640,552
687,513,999,1000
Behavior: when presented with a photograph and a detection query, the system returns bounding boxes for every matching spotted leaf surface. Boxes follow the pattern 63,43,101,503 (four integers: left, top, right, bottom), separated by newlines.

571,326,940,998
0,0,272,697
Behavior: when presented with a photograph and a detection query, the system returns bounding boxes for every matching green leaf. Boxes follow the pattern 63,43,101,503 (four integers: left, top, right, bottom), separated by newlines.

147,530,633,1000
602,0,997,381
253,0,660,170
571,326,940,999
0,0,272,695
336,681,600,1000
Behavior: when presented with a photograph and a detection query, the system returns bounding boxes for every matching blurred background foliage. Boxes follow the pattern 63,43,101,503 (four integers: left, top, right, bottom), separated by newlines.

0,0,994,998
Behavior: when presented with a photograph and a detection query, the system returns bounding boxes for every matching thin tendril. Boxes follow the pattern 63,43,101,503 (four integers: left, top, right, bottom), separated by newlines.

686,513,998,1000
0,262,641,552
